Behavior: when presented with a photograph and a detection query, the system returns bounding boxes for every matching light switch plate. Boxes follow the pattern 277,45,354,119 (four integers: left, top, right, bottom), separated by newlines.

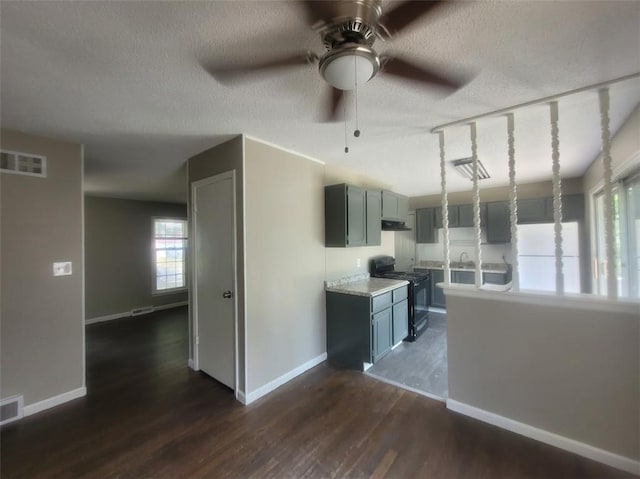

53,261,72,276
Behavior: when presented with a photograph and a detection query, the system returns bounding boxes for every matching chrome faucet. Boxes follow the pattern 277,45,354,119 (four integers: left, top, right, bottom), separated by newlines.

459,251,469,263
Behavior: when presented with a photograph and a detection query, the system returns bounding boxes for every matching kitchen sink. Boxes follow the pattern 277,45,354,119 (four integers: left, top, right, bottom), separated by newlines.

450,261,476,269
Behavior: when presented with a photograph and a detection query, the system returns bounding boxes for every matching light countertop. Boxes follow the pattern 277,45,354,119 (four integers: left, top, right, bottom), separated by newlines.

325,277,409,298
415,260,510,274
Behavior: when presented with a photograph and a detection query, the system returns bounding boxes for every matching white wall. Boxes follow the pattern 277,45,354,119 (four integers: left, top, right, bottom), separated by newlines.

244,138,327,395
445,288,639,472
1,129,85,411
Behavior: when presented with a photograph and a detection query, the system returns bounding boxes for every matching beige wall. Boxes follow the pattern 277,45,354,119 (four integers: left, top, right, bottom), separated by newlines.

446,292,639,462
244,138,326,393
187,135,246,391
410,177,584,210
1,129,84,407
84,196,188,319
324,164,395,282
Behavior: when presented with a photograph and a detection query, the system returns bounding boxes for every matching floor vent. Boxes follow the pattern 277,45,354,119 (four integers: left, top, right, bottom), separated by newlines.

131,306,154,316
0,395,24,426
1,150,47,177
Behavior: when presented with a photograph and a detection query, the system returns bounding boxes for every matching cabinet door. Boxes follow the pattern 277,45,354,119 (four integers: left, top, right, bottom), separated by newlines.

453,270,475,284
396,195,409,222
486,201,511,243
430,269,446,309
372,308,393,362
457,204,475,227
392,299,409,344
517,198,548,223
381,190,398,221
346,186,367,246
435,206,459,228
483,272,508,285
561,194,585,222
365,190,382,246
416,208,437,243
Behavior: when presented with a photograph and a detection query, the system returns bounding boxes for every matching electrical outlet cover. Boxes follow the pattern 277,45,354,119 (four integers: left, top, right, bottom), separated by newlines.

53,261,72,276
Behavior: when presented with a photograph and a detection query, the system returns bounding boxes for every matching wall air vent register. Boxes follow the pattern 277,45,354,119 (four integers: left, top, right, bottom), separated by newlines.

1,150,47,177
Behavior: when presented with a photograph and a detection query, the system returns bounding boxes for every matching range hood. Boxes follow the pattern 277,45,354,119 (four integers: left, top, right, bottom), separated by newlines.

382,220,412,231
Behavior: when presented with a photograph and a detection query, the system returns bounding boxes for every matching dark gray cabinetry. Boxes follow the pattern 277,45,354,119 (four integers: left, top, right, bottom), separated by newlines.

326,284,409,369
381,190,409,222
517,194,585,224
485,201,511,244
429,269,446,308
483,272,511,285
453,270,475,284
457,204,476,227
435,206,458,228
365,190,382,246
416,208,437,243
325,184,381,247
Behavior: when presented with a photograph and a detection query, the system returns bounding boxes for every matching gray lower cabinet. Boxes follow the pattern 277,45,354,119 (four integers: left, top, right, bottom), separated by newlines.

326,285,408,369
372,308,392,362
453,270,475,284
483,272,511,284
429,269,446,309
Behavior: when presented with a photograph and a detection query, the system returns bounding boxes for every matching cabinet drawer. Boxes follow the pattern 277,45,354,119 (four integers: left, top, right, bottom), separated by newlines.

392,286,408,303
372,291,392,313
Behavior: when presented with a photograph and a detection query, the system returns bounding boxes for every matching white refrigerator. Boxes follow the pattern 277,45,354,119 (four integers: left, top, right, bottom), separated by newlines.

517,222,581,293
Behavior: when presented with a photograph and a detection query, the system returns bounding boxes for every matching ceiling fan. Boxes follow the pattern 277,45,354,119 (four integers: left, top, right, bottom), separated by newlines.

205,0,468,122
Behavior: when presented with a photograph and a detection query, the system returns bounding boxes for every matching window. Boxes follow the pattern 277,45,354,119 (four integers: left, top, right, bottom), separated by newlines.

593,168,640,298
153,218,187,293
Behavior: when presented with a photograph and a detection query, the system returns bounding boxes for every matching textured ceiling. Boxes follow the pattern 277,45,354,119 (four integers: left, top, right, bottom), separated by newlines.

1,0,639,203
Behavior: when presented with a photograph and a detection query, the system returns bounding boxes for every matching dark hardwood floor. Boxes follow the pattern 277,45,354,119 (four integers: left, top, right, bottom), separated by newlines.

1,306,635,478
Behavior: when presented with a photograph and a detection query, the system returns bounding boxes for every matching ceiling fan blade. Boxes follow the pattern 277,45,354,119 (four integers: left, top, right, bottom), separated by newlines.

379,0,446,37
380,55,468,91
203,52,317,84
318,86,344,122
300,1,340,27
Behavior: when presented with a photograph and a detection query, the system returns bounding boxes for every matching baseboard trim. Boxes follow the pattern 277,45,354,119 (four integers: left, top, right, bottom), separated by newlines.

23,387,86,417
365,372,446,403
236,390,247,405
187,358,196,370
244,352,327,405
86,301,187,325
446,399,640,475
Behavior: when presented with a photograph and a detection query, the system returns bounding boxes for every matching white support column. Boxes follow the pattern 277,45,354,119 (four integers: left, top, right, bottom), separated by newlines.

439,131,451,284
599,87,617,299
506,113,519,292
550,101,564,295
470,122,482,288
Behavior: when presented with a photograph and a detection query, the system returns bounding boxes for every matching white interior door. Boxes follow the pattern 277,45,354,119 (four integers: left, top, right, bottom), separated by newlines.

193,172,236,389
395,212,416,271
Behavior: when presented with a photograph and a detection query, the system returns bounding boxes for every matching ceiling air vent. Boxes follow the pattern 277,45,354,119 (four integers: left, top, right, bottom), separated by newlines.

452,157,490,181
1,150,47,177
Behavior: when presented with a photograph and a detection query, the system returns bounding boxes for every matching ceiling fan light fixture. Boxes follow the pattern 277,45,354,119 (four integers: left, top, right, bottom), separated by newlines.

319,45,380,91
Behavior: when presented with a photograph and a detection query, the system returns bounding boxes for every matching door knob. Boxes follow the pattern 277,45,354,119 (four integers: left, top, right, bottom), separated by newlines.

222,290,233,299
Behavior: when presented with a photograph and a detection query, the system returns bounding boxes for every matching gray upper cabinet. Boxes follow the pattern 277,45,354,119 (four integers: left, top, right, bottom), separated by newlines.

415,208,437,243
517,194,585,224
457,204,476,227
434,203,484,228
365,189,382,246
517,197,548,223
485,201,511,244
381,190,409,222
325,184,381,247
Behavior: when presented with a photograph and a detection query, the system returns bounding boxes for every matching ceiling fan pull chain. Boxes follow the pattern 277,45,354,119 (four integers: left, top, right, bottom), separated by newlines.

354,55,361,138
344,99,349,153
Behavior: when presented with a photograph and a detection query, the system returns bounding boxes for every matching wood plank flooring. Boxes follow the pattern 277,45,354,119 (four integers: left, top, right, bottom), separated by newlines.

1,306,635,478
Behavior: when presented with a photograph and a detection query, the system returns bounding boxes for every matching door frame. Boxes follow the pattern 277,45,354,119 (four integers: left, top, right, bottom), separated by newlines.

191,170,239,396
